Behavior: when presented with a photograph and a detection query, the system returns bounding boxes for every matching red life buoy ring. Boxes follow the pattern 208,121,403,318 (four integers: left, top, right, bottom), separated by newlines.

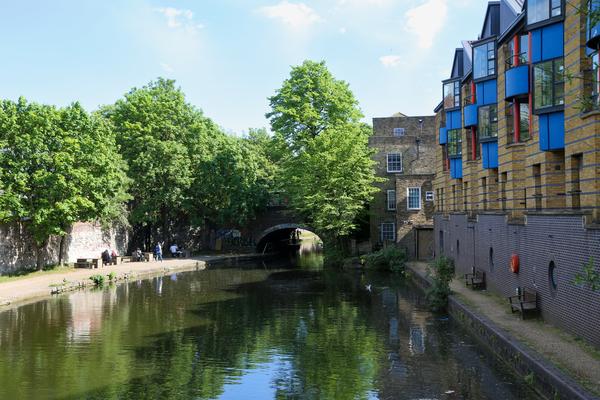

510,254,520,274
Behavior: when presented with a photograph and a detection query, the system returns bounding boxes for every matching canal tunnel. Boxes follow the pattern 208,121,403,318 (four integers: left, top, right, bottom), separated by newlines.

255,224,319,253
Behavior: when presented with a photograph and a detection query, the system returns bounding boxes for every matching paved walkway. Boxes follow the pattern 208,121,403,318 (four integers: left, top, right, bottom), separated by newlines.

0,254,263,310
408,261,600,397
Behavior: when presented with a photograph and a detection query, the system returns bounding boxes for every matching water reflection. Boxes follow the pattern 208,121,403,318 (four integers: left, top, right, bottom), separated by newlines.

0,256,539,400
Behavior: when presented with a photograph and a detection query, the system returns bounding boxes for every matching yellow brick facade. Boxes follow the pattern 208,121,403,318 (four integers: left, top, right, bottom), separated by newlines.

434,1,600,223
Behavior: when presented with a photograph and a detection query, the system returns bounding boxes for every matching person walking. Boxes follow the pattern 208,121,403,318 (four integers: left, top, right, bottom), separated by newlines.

155,242,163,262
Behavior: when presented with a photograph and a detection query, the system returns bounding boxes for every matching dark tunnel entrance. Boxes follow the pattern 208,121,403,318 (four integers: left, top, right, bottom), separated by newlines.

255,224,321,254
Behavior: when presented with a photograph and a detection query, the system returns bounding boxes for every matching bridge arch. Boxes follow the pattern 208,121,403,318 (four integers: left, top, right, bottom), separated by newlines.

255,223,316,253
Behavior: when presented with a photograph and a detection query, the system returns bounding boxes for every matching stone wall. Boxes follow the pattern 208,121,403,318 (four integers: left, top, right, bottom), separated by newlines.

435,212,600,348
0,221,129,274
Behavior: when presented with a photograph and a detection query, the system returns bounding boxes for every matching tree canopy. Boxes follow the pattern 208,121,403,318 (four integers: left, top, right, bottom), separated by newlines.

267,60,380,247
0,98,129,267
266,60,363,151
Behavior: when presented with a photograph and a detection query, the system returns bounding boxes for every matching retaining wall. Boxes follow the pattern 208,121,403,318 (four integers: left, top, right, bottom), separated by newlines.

435,213,600,348
0,222,129,274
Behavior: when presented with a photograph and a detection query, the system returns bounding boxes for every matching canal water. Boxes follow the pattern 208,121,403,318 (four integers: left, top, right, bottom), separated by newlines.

0,254,539,400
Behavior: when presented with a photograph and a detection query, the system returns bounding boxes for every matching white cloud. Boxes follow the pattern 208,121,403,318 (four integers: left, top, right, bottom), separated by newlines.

257,1,322,29
160,63,174,73
379,55,404,68
154,7,204,34
339,27,347,34
404,0,448,49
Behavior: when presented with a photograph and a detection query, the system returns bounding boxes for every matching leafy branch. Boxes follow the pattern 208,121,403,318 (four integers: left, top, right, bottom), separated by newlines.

574,257,600,291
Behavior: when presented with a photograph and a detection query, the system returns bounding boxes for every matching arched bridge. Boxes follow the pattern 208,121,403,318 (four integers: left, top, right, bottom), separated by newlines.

245,205,315,252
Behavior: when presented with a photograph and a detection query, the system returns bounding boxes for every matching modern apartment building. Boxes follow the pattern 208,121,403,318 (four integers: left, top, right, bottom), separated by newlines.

433,0,600,347
369,113,436,260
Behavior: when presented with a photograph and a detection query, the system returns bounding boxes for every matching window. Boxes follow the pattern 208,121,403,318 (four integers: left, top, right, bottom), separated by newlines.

381,223,396,242
528,0,562,25
534,58,564,110
478,105,498,139
466,127,479,160
443,80,460,109
387,190,396,210
407,187,421,210
448,129,462,157
425,191,434,201
386,153,402,172
473,41,496,80
393,127,406,137
507,35,529,68
548,260,558,291
590,52,600,109
506,102,530,143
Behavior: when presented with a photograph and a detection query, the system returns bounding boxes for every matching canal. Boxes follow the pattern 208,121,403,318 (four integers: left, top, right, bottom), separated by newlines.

0,254,540,399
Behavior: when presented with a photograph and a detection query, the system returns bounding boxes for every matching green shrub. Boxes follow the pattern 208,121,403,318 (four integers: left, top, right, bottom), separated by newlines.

426,256,455,312
89,274,105,286
107,271,117,282
574,257,600,292
362,246,407,273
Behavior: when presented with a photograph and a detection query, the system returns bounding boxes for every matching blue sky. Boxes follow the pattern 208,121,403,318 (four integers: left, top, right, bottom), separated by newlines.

0,0,489,135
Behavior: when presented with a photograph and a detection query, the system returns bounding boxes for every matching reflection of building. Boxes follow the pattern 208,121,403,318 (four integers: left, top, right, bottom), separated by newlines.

369,113,436,260
67,291,105,342
433,0,600,348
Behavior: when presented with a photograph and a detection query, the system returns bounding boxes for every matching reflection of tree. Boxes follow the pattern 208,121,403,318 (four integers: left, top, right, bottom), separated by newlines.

0,265,538,400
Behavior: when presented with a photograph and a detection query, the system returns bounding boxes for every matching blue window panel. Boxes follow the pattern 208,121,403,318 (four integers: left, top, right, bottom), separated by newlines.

481,140,498,169
463,104,478,127
450,157,463,179
531,28,542,63
446,110,462,129
505,65,529,99
539,111,564,151
475,80,497,106
543,23,563,60
531,23,564,63
483,80,497,105
439,127,448,144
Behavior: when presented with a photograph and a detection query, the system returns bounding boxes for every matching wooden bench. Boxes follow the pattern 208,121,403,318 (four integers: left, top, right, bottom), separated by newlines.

143,252,154,262
75,258,101,269
508,287,539,319
464,268,486,290
121,256,133,263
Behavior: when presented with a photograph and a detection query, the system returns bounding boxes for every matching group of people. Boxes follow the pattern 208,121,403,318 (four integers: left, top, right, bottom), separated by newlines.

101,249,119,266
102,242,185,264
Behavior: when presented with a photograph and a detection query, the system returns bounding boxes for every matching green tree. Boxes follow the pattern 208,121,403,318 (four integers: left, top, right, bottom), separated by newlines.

104,78,221,243
266,60,363,151
283,124,379,239
0,98,129,268
268,61,381,254
187,134,274,227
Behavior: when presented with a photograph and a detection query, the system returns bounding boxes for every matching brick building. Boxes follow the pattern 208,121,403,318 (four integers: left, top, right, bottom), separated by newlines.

433,0,600,347
369,113,436,260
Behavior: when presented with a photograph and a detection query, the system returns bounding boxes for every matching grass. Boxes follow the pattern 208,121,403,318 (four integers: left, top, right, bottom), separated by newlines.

0,265,75,284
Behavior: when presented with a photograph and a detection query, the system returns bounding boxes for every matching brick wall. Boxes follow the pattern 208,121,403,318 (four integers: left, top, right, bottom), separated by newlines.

435,212,600,348
369,115,436,257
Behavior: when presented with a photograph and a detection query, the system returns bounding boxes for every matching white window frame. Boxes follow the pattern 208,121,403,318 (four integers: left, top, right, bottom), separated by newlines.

393,127,405,137
380,223,396,242
407,187,422,210
425,191,434,202
387,190,396,210
386,153,403,173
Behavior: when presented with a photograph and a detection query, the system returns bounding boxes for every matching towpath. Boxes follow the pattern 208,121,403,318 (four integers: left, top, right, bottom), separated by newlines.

408,261,600,397
0,254,265,310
